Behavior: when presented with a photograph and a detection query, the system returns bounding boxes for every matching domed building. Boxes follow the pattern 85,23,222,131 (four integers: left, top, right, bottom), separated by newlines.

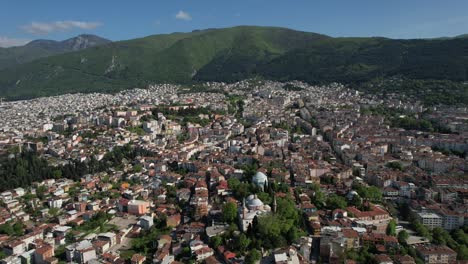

252,171,268,191
246,194,270,211
238,194,272,232
346,190,359,201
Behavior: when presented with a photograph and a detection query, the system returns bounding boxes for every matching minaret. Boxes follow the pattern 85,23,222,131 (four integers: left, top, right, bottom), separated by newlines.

273,196,277,213
242,197,247,219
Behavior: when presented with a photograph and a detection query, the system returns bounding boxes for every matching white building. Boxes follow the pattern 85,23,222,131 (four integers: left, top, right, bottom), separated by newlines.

0,191,12,202
65,240,97,264
440,212,465,231
0,256,21,264
13,188,25,197
97,232,117,247
138,215,154,230
48,198,63,209
239,194,272,232
417,212,442,229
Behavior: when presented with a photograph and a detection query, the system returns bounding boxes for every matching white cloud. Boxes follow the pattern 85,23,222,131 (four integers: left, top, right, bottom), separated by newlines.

175,10,192,21
21,20,102,35
0,36,31,48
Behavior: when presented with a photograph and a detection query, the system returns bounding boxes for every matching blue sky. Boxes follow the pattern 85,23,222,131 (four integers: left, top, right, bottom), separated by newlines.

1,0,467,47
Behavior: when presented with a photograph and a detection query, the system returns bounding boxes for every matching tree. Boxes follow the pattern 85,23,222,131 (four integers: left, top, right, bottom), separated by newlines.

227,178,251,199
398,230,409,244
407,246,418,258
457,244,468,260
48,207,60,217
386,219,397,236
252,197,304,249
276,198,299,222
0,223,14,236
209,236,223,249
227,223,239,236
346,247,374,263
227,178,241,190
286,227,301,243
309,184,325,209
412,221,431,240
245,249,261,264
452,229,468,245
36,185,48,200
353,183,382,202
131,225,171,255
256,215,283,247
223,202,238,224
12,222,24,236
415,258,425,264
325,194,347,210
432,227,449,245
256,192,272,205
398,202,412,220
432,227,457,248
52,169,62,179
133,164,143,173
65,232,76,243
210,236,223,249
386,161,403,171
236,233,251,253
349,194,362,208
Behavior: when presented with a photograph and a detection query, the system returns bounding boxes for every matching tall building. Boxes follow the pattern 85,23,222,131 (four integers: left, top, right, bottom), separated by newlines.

127,200,149,216
417,212,443,229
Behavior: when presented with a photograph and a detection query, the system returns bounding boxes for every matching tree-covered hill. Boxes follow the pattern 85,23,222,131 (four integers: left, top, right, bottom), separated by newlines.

0,26,467,103
257,37,468,83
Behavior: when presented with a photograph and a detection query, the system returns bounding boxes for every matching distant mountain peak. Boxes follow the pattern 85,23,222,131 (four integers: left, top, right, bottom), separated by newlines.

0,34,112,70
24,39,58,47
454,34,468,39
23,34,111,50
61,34,111,51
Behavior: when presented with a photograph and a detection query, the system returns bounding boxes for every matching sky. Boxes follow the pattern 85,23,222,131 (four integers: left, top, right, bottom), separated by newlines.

1,0,468,47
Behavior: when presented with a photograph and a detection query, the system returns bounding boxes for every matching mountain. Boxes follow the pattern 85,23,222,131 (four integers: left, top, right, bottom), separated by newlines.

454,34,468,39
257,37,468,83
0,34,111,70
0,26,467,102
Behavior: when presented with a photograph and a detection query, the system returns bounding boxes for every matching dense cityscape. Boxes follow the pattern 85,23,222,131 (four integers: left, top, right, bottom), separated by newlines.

0,80,466,264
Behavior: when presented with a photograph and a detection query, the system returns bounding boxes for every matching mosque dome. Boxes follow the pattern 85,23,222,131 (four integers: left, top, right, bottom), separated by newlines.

248,197,264,207
346,190,359,200
252,171,268,189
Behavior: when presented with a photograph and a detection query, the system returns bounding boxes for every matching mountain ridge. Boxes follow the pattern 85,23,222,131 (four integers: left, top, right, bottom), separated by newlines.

0,34,111,70
0,26,467,102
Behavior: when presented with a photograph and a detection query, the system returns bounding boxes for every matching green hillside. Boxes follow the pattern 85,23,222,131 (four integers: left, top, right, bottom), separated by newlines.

257,37,468,83
0,26,467,103
0,45,57,69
